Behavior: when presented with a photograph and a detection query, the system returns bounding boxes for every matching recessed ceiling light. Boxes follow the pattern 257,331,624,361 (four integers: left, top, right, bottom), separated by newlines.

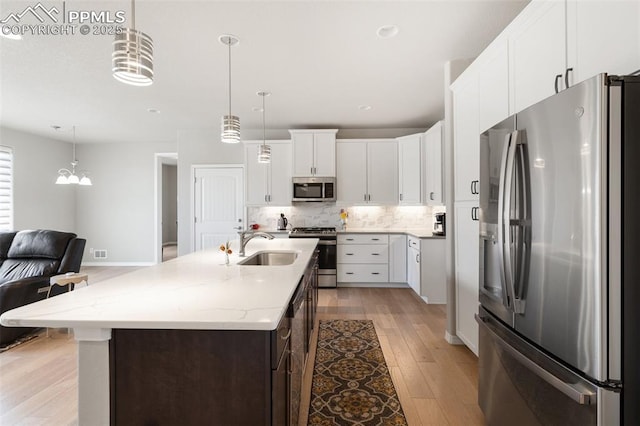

358,105,372,111
147,108,161,114
377,25,399,39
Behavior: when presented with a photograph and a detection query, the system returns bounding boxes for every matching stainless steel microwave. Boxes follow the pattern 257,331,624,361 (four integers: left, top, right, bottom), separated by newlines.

292,177,336,202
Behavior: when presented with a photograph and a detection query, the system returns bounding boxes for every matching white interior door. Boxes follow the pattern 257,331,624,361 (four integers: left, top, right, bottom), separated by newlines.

194,166,244,251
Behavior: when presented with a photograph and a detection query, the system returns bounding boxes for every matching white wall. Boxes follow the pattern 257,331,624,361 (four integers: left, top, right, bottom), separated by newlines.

176,128,244,256
0,126,76,231
76,141,176,265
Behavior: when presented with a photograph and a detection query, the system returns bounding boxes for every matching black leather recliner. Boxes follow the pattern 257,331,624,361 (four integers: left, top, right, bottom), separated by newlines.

0,230,86,346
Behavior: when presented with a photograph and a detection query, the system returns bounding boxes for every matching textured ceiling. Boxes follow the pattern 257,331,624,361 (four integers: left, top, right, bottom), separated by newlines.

0,0,528,144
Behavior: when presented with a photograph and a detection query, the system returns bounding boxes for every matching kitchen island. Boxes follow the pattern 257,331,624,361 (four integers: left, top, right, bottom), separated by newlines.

0,238,319,425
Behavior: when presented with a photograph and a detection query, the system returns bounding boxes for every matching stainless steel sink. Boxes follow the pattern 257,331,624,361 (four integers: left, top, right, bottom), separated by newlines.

238,251,298,266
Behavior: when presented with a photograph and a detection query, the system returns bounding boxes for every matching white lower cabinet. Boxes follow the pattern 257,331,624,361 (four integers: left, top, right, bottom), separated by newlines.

388,234,407,283
420,238,446,304
337,264,389,283
337,234,389,283
406,236,446,303
407,237,420,295
454,201,479,355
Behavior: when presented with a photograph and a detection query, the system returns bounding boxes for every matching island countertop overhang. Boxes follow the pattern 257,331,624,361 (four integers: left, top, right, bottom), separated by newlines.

0,238,319,332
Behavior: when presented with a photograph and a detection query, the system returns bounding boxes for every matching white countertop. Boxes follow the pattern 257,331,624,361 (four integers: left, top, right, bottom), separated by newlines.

337,228,444,238
0,238,318,332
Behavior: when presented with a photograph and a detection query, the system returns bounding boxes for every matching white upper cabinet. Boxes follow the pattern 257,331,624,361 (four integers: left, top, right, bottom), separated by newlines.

478,40,510,133
245,141,292,206
367,141,398,205
397,133,422,205
423,121,444,206
336,142,367,204
452,74,480,202
567,0,640,83
509,0,567,113
290,130,337,177
336,140,398,205
509,0,640,115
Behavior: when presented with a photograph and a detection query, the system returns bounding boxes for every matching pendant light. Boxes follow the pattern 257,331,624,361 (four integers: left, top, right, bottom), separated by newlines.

257,91,271,163
112,0,153,86
219,34,240,143
56,127,92,186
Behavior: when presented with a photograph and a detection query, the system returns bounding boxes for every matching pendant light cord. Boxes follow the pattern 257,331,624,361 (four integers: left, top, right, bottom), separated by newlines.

262,94,266,146
72,126,77,163
228,39,232,117
130,0,136,29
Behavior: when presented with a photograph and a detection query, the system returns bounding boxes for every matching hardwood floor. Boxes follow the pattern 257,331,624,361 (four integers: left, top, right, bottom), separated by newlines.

303,287,484,426
0,267,483,425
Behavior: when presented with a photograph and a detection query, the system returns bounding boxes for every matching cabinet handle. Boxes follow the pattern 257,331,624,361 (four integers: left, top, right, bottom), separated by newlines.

399,193,403,201
416,254,420,263
565,68,573,89
371,253,380,256
346,272,354,275
371,238,380,241
371,272,380,275
470,180,479,195
368,194,372,201
430,191,435,200
554,73,562,94
346,238,354,241
471,207,479,221
346,253,354,256
364,194,367,201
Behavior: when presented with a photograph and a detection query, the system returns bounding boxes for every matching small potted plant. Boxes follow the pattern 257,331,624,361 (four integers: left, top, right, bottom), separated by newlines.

339,209,348,230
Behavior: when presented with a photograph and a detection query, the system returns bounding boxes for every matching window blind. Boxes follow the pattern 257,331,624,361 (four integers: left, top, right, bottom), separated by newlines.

0,147,13,231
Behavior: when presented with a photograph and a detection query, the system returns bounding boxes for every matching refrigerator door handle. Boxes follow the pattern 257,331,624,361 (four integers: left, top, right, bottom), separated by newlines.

500,131,518,311
477,313,597,405
510,130,529,314
497,132,514,310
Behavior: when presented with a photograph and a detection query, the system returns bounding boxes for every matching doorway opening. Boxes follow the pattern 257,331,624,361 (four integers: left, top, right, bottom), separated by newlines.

155,153,178,263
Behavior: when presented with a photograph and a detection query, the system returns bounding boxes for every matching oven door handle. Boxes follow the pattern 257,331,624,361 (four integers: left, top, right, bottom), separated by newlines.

317,240,337,246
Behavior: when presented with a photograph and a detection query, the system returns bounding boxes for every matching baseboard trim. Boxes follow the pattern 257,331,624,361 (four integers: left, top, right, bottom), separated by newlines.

445,331,464,345
82,262,155,267
337,282,409,288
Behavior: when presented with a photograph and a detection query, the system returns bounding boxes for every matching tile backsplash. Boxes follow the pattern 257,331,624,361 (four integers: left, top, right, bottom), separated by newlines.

248,204,446,231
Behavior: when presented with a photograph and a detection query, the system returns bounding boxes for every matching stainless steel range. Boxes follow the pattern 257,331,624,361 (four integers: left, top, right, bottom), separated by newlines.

289,227,336,288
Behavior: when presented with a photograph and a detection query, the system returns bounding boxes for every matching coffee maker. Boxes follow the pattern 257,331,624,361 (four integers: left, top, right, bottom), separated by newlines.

433,213,445,236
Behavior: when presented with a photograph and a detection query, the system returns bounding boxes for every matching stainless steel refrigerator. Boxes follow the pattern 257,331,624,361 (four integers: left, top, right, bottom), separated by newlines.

476,73,640,425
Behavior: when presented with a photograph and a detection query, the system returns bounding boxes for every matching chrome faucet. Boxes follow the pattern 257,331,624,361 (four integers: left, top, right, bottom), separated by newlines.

238,230,275,256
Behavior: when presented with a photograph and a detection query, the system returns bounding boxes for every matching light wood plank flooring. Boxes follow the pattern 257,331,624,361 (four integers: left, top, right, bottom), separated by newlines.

0,267,483,425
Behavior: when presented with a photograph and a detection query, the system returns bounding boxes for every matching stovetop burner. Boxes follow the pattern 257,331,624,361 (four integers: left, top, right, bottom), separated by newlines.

291,227,336,234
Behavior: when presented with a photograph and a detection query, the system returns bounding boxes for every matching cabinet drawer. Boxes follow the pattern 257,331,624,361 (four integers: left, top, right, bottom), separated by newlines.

408,236,420,249
338,264,389,282
338,234,388,245
337,244,388,263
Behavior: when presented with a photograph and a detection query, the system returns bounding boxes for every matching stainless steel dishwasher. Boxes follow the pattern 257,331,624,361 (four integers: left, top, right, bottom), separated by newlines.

288,277,306,426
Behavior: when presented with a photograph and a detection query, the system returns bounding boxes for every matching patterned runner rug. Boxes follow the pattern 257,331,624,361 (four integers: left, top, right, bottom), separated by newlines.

308,319,408,425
